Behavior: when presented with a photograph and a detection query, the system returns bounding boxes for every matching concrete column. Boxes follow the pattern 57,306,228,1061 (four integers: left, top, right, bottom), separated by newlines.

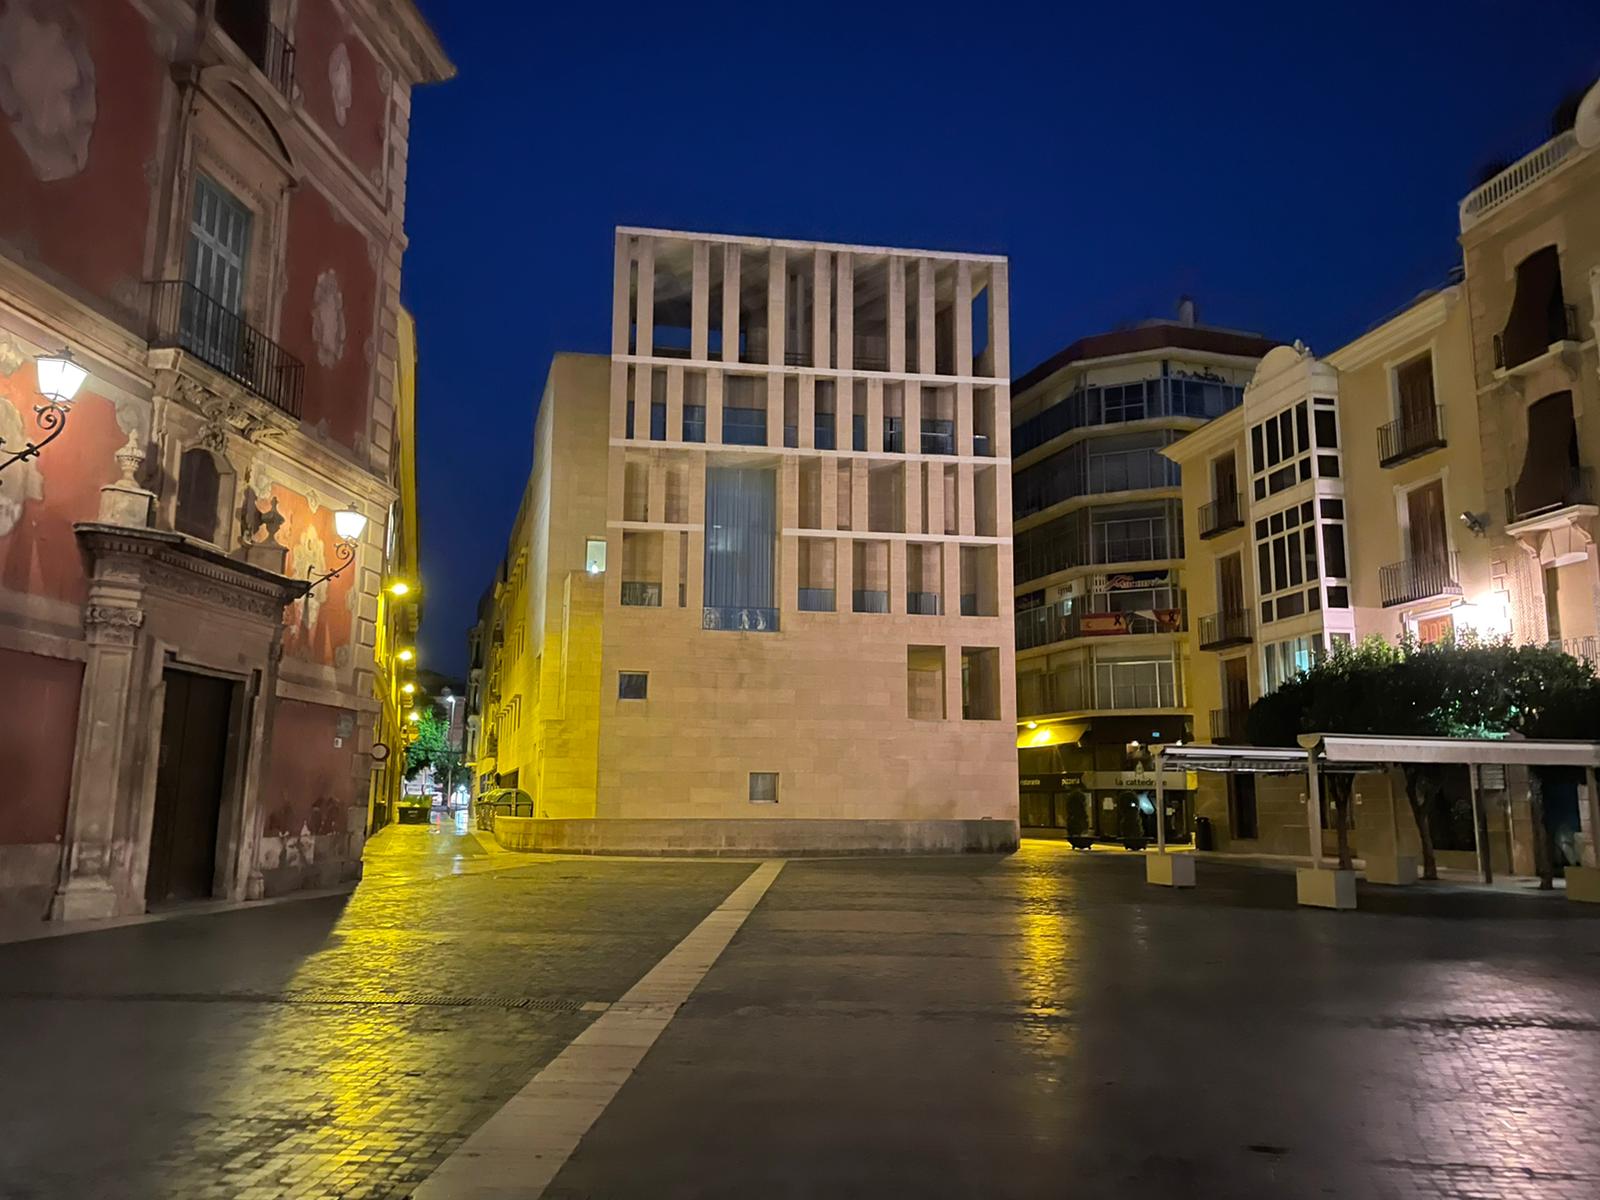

993,385,1012,458
691,242,710,361
835,253,854,371
766,374,784,448
634,237,655,358
957,462,976,536
851,460,868,536
666,366,684,444
956,382,974,457
902,461,921,535
835,536,853,612
799,375,815,451
608,360,630,440
904,382,922,458
722,244,741,365
611,230,632,356
926,460,945,537
686,454,707,612
942,537,961,615
705,371,724,448
987,260,1011,379
632,366,653,442
888,258,907,374
768,246,786,367
662,531,681,613
866,379,884,453
917,259,936,376
944,642,964,721
813,250,831,369
954,260,973,378
889,539,908,615
820,456,838,529
647,452,667,523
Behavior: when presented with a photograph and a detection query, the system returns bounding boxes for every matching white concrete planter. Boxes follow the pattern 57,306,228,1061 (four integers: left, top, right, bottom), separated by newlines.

1296,867,1357,910
1363,855,1417,886
1565,866,1600,904
1146,852,1195,888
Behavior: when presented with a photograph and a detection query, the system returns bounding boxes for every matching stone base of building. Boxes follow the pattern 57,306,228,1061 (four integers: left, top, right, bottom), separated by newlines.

491,817,1019,857
1566,866,1600,904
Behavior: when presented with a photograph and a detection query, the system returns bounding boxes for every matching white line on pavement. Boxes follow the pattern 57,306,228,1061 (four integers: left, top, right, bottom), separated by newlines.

411,859,786,1200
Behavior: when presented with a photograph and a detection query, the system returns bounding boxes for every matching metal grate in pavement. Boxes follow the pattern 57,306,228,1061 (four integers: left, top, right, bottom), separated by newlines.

0,989,608,1013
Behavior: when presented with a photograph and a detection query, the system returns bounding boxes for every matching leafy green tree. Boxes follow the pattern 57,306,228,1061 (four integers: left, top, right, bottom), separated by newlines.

405,711,451,781
1246,634,1599,884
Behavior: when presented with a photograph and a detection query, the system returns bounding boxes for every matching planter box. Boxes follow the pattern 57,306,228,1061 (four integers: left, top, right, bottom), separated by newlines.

1566,866,1600,904
1296,867,1357,910
1364,855,1417,886
1146,852,1195,888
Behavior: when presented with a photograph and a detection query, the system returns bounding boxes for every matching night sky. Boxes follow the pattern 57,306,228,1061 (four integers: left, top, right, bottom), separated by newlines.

401,0,1600,674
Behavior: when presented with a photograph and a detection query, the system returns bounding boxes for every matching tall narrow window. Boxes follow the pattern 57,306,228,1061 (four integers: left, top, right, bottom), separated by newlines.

703,467,777,631
187,175,251,314
175,448,223,542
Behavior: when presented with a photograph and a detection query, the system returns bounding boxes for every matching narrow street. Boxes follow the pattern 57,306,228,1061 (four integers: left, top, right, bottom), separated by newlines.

2,835,1599,1198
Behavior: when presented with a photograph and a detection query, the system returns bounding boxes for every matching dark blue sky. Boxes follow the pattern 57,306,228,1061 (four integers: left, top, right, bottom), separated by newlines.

402,0,1600,674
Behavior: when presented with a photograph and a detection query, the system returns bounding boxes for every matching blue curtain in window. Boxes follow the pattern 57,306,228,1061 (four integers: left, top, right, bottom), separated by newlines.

704,467,777,631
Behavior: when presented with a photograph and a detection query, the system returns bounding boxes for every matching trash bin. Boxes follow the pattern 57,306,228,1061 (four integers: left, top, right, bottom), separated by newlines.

1195,816,1214,852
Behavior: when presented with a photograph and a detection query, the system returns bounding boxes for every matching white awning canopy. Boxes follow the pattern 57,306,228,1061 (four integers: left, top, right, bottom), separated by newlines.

1156,735,1600,776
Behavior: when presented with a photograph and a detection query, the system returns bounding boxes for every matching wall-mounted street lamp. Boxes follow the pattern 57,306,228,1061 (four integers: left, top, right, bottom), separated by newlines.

0,349,89,477
299,507,368,593
397,647,415,664
388,580,412,597
401,682,416,695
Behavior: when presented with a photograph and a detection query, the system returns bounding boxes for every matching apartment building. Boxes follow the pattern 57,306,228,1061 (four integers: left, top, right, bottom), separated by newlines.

0,2,450,922
1169,75,1600,869
1010,310,1277,840
474,227,1018,853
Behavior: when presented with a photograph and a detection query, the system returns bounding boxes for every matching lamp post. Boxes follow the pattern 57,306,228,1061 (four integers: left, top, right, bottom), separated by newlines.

299,507,368,593
0,349,89,477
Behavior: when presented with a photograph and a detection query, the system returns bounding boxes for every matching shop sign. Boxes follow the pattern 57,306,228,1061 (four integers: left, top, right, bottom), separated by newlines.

1018,772,1086,793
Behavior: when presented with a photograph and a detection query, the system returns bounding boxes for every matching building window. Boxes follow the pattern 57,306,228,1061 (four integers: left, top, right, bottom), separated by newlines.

585,538,607,575
618,672,648,700
1248,398,1338,501
749,772,779,804
187,174,252,314
1263,634,1319,693
174,447,223,542
1093,655,1177,710
1254,499,1347,626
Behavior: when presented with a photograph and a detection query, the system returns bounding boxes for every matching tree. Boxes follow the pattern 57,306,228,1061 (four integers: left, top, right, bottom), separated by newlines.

1246,634,1600,884
405,711,453,783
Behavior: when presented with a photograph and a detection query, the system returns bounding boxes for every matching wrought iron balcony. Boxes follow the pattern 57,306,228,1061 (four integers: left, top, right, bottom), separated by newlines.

1209,707,1248,744
1198,493,1244,539
1377,406,1446,468
215,0,296,94
148,280,303,418
1379,552,1461,608
1494,304,1580,372
1197,609,1252,650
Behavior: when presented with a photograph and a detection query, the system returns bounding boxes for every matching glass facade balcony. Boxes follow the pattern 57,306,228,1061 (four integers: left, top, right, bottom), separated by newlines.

1013,375,1245,457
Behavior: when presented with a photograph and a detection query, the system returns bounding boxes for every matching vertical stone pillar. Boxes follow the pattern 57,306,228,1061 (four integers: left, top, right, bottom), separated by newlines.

666,365,684,443
634,237,655,357
691,241,710,360
835,253,854,372
611,231,633,357
888,258,907,374
52,602,148,920
721,245,741,365
889,539,908,615
798,375,815,451
812,250,832,369
988,261,1011,379
866,379,884,453
768,246,786,367
954,261,973,377
917,259,936,376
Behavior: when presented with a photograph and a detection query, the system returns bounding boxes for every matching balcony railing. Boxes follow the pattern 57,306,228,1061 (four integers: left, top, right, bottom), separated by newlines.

1209,708,1248,744
798,587,834,612
148,280,303,418
1016,601,1186,651
784,349,813,367
1459,130,1579,232
852,589,888,613
1198,493,1244,539
1377,405,1446,467
1197,609,1252,650
216,0,296,94
1552,636,1600,670
1494,304,1581,372
702,605,778,632
1378,552,1461,608
906,591,942,615
620,581,662,607
960,592,979,616
1507,467,1594,525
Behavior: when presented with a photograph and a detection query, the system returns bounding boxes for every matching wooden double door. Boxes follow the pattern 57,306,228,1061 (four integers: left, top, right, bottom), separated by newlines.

145,669,237,906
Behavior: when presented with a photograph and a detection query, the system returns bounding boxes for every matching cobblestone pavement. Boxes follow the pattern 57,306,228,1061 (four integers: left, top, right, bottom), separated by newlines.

0,826,754,1200
546,844,1600,1200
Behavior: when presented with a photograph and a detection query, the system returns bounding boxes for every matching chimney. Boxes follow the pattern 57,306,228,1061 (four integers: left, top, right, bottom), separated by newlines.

1176,296,1198,327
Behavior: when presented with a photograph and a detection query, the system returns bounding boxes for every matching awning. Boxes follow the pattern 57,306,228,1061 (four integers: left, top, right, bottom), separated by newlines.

1154,745,1325,775
1303,733,1600,769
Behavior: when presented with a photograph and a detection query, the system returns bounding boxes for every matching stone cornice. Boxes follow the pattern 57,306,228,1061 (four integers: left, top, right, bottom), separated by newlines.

1162,406,1245,466
1325,288,1458,372
75,523,304,620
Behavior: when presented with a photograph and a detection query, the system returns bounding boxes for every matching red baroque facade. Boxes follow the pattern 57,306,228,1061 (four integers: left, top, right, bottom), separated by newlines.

0,0,450,921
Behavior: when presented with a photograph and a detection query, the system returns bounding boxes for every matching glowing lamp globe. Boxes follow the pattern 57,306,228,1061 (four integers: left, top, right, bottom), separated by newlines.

388,581,411,597
333,508,368,541
35,349,88,407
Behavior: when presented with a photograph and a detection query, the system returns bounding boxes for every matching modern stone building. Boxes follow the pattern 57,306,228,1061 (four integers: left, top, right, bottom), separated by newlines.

474,227,1019,853
1168,75,1600,872
0,1,450,922
1009,310,1277,842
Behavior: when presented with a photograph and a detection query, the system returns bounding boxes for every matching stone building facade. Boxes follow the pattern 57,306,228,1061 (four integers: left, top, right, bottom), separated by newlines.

475,228,1019,853
0,0,449,922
